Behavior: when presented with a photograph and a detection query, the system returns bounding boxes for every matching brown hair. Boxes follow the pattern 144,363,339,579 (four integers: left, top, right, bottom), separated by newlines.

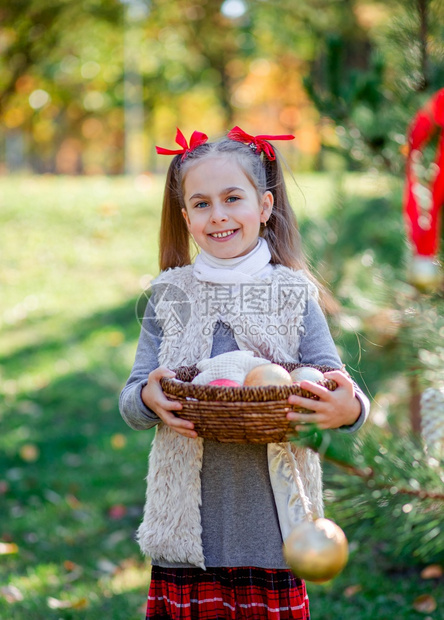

158,137,337,312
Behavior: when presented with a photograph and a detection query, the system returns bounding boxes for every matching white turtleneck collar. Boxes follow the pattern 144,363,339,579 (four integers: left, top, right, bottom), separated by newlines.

193,237,273,284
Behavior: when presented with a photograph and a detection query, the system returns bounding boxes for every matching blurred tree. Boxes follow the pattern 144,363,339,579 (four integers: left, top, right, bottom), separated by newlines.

296,0,444,423
1,0,441,177
149,0,248,125
0,0,126,172
289,0,444,570
0,0,256,171
2,0,411,172
302,0,444,174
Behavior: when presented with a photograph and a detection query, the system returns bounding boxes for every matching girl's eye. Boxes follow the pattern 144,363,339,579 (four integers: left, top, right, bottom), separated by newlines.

226,196,239,203
194,201,209,209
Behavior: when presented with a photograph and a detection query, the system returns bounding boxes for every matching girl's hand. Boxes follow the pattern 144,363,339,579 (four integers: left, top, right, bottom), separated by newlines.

286,370,361,431
141,366,198,439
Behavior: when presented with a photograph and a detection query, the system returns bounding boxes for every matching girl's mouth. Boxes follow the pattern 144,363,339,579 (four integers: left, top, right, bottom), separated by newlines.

209,229,238,239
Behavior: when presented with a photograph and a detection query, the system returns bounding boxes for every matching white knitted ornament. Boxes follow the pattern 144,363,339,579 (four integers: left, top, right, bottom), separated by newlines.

420,387,444,459
192,350,271,386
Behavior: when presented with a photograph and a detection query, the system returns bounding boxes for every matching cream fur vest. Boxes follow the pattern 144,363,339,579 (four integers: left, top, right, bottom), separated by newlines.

137,264,324,569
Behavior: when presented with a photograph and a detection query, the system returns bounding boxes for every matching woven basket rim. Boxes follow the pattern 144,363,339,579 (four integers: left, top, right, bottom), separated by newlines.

160,362,338,403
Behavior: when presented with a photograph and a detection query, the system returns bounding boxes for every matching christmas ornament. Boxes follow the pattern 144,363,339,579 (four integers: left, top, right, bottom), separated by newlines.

290,366,325,383
283,517,349,583
403,89,444,292
208,379,242,387
243,363,293,386
408,255,441,292
192,350,270,386
420,386,444,459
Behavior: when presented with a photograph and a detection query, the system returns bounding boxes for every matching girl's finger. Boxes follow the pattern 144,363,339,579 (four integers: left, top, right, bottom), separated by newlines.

149,366,176,381
160,408,195,430
171,418,195,431
162,398,183,411
168,416,198,438
180,429,199,438
287,394,322,410
323,370,354,391
297,380,332,399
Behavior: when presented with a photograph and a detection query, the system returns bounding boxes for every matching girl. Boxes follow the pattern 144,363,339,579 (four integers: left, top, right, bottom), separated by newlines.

119,127,369,620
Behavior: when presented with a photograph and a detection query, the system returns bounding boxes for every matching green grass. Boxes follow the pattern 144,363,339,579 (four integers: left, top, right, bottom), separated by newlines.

0,174,442,619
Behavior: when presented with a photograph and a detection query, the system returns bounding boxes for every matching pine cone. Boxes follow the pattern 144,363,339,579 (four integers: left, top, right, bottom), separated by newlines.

420,387,444,459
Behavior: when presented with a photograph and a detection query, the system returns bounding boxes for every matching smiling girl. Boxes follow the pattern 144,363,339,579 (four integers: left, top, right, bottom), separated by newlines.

120,127,369,619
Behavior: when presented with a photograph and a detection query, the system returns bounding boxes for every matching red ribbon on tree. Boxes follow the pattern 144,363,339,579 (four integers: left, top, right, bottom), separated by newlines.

156,128,208,161
404,89,444,257
227,126,295,161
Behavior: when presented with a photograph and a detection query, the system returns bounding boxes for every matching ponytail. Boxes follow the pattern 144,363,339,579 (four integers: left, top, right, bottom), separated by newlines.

262,155,302,269
159,156,191,271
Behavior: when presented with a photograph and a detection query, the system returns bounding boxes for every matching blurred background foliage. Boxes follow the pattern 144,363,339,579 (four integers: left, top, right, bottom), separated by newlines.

1,0,444,618
1,0,442,175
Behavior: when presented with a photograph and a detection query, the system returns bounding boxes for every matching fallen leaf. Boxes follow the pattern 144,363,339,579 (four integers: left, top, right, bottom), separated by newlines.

72,598,89,609
66,494,82,509
97,558,119,574
99,398,114,411
108,504,127,520
420,564,443,579
104,529,127,548
109,559,148,594
413,594,437,613
344,584,362,598
44,489,62,504
111,433,127,450
47,597,88,610
47,597,72,609
107,331,124,346
19,443,39,462
63,560,84,582
0,585,24,603
0,542,18,555
138,602,148,614
99,202,119,217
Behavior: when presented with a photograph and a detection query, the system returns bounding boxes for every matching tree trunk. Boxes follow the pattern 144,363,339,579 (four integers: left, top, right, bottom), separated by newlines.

417,0,429,90
409,370,422,434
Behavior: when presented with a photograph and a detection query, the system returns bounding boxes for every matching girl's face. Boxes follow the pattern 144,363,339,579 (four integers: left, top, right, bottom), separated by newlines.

182,156,273,259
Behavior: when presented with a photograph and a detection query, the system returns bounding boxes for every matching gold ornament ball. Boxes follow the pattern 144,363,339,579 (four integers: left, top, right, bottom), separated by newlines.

409,256,441,292
283,518,349,583
243,363,293,387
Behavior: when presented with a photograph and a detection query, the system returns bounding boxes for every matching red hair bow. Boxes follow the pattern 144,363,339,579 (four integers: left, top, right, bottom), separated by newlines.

156,128,208,161
404,88,444,257
227,126,295,161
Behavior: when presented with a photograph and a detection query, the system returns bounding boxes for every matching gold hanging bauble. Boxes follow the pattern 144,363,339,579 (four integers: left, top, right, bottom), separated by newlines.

283,518,349,583
408,255,442,293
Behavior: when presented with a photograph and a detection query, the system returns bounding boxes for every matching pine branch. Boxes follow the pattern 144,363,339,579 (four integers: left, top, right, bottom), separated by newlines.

322,454,444,500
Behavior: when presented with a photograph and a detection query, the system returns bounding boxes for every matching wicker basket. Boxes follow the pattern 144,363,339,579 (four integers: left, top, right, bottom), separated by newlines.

160,362,338,444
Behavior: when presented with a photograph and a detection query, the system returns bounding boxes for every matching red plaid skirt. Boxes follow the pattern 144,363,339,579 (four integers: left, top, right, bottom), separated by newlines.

146,566,309,620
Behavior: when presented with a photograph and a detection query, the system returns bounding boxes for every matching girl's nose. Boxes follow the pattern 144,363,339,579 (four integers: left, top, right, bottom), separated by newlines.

210,202,228,223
